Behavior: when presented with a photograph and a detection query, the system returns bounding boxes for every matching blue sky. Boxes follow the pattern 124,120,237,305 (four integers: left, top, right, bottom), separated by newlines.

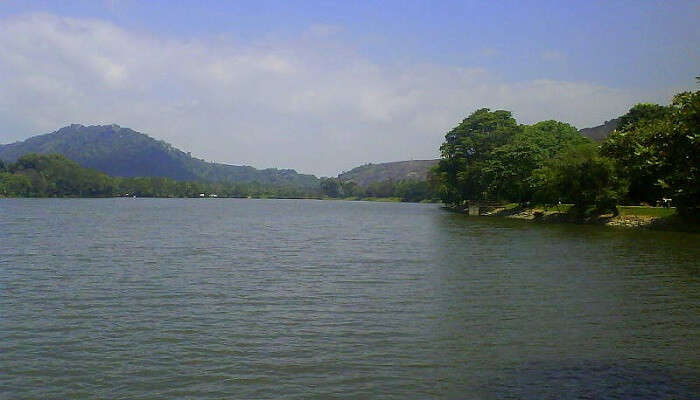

0,1,697,175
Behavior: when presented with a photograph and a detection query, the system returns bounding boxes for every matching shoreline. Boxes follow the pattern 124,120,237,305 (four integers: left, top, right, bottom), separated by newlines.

446,204,699,233
3,196,695,232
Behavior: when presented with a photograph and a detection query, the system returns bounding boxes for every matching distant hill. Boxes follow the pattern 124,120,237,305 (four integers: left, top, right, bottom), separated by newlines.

338,160,438,186
579,118,620,141
0,124,319,187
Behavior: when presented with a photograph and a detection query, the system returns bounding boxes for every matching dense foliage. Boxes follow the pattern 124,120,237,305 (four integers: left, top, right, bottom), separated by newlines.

0,154,437,202
434,109,592,207
320,177,437,202
434,87,699,216
600,91,699,214
0,154,318,199
533,144,623,216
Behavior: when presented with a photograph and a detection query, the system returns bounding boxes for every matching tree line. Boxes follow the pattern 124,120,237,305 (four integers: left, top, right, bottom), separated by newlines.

432,87,698,216
0,154,316,199
0,153,438,202
319,177,436,202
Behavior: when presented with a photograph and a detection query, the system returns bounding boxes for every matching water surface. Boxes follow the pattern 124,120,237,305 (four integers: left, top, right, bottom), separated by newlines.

1,199,698,399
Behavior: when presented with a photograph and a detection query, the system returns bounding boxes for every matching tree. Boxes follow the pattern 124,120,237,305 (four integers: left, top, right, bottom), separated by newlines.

481,120,590,203
434,111,591,205
436,108,521,204
533,144,624,216
320,178,342,198
600,103,671,204
0,173,33,196
659,90,699,215
600,91,699,214
615,103,670,132
340,181,360,197
364,180,396,198
395,179,432,202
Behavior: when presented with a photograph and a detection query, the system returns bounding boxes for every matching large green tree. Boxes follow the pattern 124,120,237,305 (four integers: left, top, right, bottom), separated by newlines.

600,103,671,204
434,110,591,205
480,120,590,203
533,144,625,215
0,173,32,197
659,91,699,214
436,108,521,204
601,91,699,214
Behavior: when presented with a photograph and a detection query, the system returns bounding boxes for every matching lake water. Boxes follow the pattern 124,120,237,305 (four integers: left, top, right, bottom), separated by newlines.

1,198,698,399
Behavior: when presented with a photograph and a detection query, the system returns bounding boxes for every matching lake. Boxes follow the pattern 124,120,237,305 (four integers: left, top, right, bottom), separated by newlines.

1,198,698,399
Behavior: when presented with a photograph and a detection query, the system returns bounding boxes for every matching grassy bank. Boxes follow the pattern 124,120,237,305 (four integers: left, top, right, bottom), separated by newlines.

617,206,676,218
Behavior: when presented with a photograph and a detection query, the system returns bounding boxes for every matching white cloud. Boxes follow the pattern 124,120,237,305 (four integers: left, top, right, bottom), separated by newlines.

0,13,674,176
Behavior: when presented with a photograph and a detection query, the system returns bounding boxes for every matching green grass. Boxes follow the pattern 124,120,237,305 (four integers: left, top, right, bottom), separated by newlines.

618,206,676,218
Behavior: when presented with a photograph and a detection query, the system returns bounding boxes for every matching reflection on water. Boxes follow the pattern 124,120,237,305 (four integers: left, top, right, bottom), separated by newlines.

1,198,698,399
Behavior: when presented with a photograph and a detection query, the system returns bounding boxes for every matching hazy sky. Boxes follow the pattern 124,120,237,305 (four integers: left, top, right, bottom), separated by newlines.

0,1,697,176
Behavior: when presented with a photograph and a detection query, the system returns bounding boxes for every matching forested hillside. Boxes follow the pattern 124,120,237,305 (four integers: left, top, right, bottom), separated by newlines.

338,160,438,186
0,154,316,198
0,124,319,187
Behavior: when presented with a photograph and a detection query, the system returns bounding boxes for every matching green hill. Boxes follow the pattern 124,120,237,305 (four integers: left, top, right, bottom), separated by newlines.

338,160,438,186
0,124,319,187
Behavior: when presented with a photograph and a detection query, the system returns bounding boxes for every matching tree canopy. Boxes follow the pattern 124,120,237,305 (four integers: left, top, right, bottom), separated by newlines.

601,90,699,214
533,143,623,215
433,86,699,217
434,110,591,206
436,108,521,204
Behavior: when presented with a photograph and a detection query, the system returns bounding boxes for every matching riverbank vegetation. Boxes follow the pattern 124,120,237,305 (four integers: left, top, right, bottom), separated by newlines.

432,87,699,219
